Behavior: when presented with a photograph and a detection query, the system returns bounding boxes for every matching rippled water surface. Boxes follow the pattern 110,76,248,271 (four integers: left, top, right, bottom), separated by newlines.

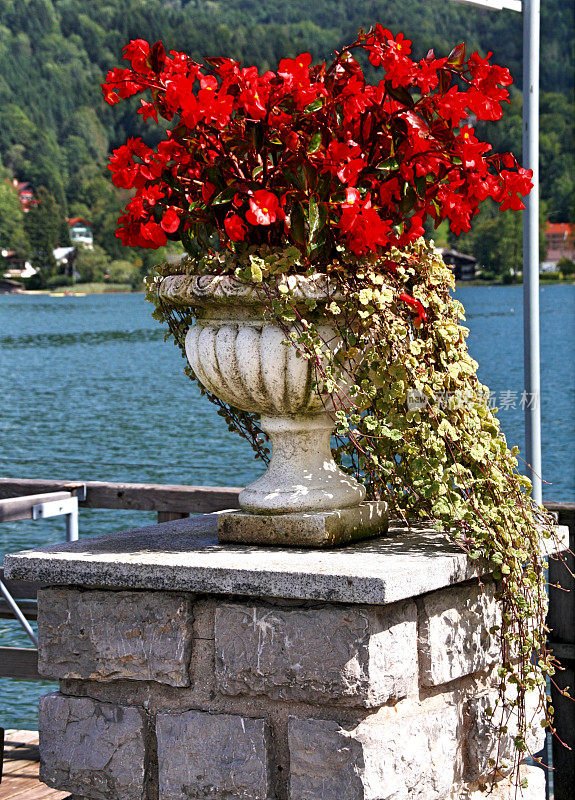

0,285,573,727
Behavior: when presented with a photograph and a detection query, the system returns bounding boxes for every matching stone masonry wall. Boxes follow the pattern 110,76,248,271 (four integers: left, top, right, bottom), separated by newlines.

35,583,546,800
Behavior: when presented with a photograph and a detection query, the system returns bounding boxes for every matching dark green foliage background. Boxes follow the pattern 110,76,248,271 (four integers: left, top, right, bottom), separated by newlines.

0,0,573,275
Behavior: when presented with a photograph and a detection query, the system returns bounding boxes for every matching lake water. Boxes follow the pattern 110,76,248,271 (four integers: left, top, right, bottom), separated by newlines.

1,284,574,728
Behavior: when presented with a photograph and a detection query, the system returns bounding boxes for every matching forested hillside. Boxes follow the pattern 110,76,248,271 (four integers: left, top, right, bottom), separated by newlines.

0,0,573,284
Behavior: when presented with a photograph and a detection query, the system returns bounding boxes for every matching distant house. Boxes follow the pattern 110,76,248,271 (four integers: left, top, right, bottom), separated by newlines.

0,277,24,294
545,222,574,266
1,249,37,280
437,248,477,280
67,217,94,249
12,179,37,212
53,246,78,278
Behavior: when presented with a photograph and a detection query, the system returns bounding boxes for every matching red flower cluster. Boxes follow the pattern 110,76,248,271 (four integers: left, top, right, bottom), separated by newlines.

103,28,531,260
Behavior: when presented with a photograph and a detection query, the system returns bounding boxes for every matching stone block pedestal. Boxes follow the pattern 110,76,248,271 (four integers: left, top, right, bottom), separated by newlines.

5,515,565,800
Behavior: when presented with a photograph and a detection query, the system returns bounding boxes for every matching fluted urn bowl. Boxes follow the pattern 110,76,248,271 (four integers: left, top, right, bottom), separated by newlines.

158,273,365,515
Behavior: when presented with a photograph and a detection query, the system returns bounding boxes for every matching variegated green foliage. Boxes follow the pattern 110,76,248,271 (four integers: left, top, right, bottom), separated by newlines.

147,241,567,783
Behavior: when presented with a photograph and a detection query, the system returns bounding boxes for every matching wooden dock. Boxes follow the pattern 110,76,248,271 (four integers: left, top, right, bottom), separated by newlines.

1,730,70,800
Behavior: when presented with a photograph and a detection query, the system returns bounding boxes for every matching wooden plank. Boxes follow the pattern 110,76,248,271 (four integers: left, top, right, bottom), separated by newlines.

0,648,40,680
550,665,575,800
549,642,575,662
547,504,575,647
157,511,190,523
0,493,71,523
10,786,71,800
4,730,39,748
1,759,38,778
1,775,70,800
1,757,40,776
0,478,241,514
546,501,575,797
0,599,38,620
0,570,41,600
0,733,71,798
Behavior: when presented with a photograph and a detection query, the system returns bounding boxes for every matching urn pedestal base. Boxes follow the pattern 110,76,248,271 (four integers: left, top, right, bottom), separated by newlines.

217,500,389,547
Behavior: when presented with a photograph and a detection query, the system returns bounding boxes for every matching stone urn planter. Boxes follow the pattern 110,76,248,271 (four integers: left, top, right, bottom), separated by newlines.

159,272,387,546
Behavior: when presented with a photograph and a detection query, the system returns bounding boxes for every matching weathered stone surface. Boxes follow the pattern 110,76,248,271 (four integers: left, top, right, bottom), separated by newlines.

465,691,546,780
39,692,146,800
217,501,388,547
288,704,460,800
157,709,271,799
215,600,417,706
4,515,519,605
418,581,501,686
37,587,193,686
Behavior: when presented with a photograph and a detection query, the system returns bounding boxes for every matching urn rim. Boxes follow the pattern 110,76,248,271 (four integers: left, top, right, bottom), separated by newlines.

157,272,343,309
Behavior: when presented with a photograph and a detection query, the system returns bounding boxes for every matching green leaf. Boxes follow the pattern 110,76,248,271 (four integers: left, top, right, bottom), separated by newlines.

447,43,465,69
415,175,427,198
250,262,263,283
385,81,414,108
300,161,318,191
211,186,237,206
316,172,332,200
283,168,306,192
308,196,327,240
290,201,307,246
376,157,399,173
303,97,324,115
307,131,322,153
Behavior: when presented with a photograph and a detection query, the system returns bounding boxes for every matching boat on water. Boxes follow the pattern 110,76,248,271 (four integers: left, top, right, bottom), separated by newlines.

48,292,86,297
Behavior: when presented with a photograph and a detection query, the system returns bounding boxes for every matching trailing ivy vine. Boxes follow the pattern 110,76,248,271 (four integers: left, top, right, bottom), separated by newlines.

147,239,571,788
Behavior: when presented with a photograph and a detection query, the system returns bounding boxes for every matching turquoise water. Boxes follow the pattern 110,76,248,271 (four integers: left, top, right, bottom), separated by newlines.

1,284,574,728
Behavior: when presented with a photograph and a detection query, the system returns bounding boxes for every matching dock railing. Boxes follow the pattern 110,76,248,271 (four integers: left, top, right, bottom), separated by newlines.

0,478,241,680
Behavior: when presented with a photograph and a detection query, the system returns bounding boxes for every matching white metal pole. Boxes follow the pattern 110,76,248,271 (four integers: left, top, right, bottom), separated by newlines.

522,0,542,504
0,579,38,646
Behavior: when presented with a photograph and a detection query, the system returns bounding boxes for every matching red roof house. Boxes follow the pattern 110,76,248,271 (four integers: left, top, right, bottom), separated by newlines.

545,222,575,264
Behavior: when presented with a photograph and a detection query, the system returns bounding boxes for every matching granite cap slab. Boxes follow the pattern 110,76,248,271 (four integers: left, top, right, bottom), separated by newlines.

3,514,568,606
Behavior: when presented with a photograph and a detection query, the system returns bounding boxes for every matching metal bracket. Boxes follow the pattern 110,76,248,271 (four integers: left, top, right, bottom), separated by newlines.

32,495,79,541
32,496,77,520
65,483,87,502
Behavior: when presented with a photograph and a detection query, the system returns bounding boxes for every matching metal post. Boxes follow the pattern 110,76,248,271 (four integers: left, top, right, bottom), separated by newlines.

522,0,542,504
66,505,79,541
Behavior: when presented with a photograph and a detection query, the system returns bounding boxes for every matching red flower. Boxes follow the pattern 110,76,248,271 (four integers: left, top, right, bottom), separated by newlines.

224,214,248,241
338,192,391,255
138,100,158,123
161,207,181,233
140,221,167,247
102,67,145,102
399,292,427,322
246,191,281,226
104,29,530,263
278,53,312,86
414,56,447,93
123,40,150,74
498,168,533,211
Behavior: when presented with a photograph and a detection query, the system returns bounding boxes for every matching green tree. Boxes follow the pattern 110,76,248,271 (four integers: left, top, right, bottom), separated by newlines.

0,162,29,252
74,243,109,283
106,258,138,285
24,185,64,274
0,0,572,270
